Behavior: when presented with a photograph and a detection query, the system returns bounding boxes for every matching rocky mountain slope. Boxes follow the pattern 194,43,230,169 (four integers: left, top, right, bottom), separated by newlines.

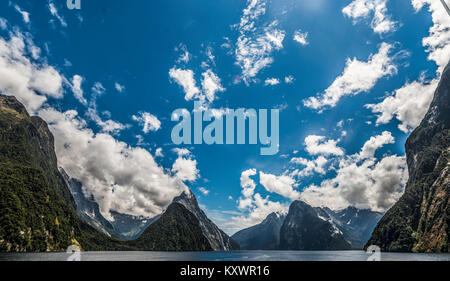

128,203,212,251
316,207,383,249
366,61,450,252
279,201,351,250
173,190,240,251
232,212,286,250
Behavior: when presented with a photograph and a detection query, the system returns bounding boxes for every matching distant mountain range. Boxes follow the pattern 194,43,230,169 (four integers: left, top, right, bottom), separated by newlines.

0,95,238,252
232,201,382,250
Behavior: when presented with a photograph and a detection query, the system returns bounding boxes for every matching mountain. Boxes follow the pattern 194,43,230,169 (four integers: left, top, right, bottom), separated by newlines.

232,212,286,250
232,204,380,250
62,171,158,240
0,94,229,252
366,61,450,252
173,190,240,250
127,203,212,251
316,207,383,249
279,201,351,250
0,95,125,252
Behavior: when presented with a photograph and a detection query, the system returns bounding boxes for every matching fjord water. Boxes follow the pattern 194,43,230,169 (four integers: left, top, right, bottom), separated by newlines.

0,251,449,261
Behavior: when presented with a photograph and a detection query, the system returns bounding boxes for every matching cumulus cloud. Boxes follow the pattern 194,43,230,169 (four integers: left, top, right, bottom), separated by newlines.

359,131,394,159
132,111,161,133
304,43,396,111
293,30,309,45
304,135,344,156
259,172,300,200
0,31,64,113
169,67,201,101
342,0,397,34
366,77,437,133
39,108,189,220
235,0,286,83
300,132,407,212
290,156,328,177
240,169,257,200
284,75,295,84
264,78,280,86
71,75,87,105
201,69,225,103
171,150,200,182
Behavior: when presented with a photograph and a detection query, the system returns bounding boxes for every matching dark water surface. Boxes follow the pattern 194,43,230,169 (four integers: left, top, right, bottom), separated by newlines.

0,251,449,261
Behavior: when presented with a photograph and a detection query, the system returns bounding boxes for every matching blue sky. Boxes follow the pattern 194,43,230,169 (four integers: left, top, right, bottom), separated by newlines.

0,0,448,234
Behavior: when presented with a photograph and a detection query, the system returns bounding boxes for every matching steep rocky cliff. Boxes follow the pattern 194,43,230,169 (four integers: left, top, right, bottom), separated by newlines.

173,190,240,250
0,95,125,252
366,61,450,252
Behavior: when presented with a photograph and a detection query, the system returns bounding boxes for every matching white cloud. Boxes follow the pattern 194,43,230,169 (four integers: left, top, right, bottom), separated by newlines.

169,67,201,101
304,135,344,156
366,77,437,133
201,69,225,103
284,75,295,84
48,1,68,27
14,5,30,24
290,156,328,177
198,187,210,196
39,108,189,220
359,131,394,159
412,0,450,74
155,147,164,157
240,169,257,200
86,82,129,135
173,148,191,157
342,0,397,34
0,31,64,113
132,111,161,133
115,82,125,93
259,171,300,200
0,18,7,30
171,150,199,182
235,0,286,83
304,43,396,111
300,132,407,212
293,30,309,45
264,78,280,86
71,75,87,105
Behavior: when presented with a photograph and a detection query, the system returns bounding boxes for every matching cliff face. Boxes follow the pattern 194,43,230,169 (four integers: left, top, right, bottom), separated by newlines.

0,95,124,252
173,190,240,251
366,61,450,252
